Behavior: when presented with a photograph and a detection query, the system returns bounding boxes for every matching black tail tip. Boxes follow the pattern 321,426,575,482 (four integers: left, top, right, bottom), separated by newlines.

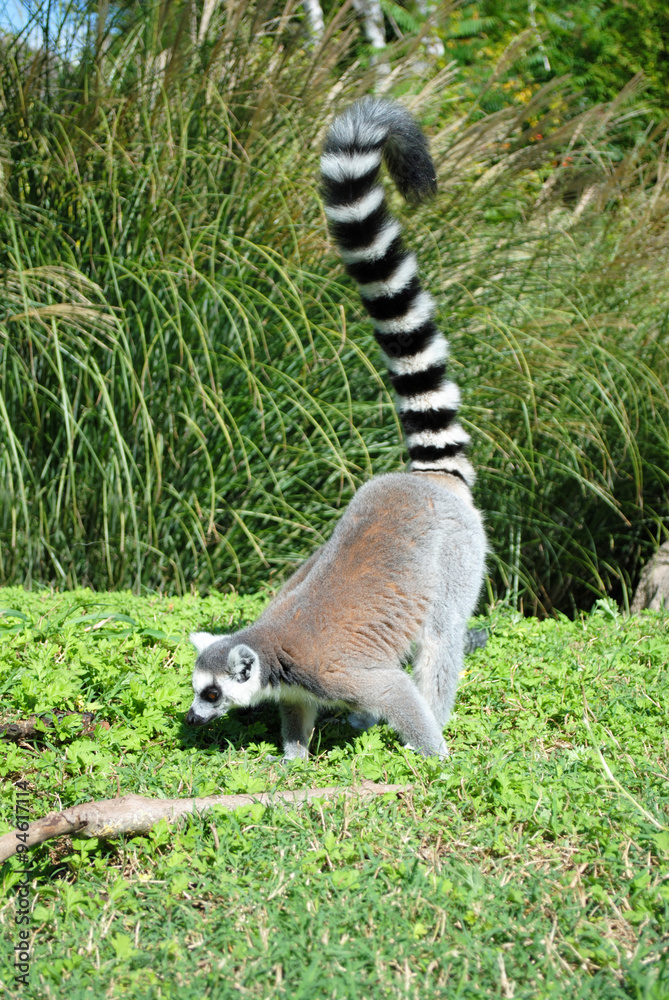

386,142,438,203
324,98,438,204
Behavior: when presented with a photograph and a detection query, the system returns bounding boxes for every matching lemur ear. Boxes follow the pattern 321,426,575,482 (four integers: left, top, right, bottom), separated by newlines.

228,644,258,682
190,632,227,654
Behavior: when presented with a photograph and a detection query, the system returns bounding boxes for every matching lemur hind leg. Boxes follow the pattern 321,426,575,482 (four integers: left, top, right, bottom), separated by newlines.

279,700,318,760
347,669,447,758
351,625,483,736
412,620,467,730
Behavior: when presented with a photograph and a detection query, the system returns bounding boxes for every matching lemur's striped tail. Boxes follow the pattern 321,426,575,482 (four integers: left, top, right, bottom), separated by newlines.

321,98,474,486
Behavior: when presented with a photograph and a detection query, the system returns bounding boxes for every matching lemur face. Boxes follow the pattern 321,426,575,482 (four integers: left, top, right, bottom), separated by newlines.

186,634,262,727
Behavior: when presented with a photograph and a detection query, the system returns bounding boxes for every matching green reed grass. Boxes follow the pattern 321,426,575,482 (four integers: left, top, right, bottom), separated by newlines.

1,0,668,612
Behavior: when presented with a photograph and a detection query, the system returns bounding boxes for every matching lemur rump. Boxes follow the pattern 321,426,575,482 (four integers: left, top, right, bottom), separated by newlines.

187,99,487,759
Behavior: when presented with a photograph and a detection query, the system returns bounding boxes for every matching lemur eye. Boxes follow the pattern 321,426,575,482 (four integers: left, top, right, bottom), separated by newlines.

202,688,220,703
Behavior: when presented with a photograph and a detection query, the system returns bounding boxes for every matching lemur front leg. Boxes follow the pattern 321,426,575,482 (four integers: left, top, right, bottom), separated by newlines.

347,709,380,731
278,700,318,760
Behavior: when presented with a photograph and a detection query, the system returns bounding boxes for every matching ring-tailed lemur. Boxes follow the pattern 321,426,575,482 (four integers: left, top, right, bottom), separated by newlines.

186,98,487,760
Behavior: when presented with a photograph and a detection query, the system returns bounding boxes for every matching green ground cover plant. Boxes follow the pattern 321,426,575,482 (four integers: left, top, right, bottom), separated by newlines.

2,0,669,614
0,587,667,998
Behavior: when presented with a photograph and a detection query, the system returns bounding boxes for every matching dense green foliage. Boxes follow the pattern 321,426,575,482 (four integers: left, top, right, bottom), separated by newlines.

0,589,667,998
450,2,669,114
1,0,669,612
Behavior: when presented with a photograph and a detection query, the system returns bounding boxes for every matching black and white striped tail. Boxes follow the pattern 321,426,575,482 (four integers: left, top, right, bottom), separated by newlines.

321,98,475,486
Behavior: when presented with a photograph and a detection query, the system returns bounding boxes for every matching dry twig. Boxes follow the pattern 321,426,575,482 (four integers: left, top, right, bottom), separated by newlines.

0,781,407,862
0,712,109,741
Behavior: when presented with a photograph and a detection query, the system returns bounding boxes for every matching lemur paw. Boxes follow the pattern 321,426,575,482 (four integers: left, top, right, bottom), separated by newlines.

403,740,450,760
267,744,309,763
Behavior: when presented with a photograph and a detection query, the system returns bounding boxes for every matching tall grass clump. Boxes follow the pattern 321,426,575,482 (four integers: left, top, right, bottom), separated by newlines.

1,0,669,612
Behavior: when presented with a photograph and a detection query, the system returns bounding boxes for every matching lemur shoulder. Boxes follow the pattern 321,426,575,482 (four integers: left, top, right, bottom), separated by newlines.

187,98,487,760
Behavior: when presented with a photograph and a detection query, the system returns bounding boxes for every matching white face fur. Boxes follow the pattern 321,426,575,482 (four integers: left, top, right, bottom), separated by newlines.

187,633,263,726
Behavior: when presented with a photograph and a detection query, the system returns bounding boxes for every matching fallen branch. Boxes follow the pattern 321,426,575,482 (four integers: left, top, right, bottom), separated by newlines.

0,781,407,862
0,711,109,741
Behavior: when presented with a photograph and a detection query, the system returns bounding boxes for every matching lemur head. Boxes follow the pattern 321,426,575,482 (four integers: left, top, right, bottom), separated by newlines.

185,632,263,727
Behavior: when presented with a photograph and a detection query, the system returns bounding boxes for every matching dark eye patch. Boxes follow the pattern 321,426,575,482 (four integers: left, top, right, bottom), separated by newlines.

202,687,220,703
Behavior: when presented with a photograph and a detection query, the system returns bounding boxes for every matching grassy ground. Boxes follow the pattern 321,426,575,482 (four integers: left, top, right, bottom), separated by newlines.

0,587,668,998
